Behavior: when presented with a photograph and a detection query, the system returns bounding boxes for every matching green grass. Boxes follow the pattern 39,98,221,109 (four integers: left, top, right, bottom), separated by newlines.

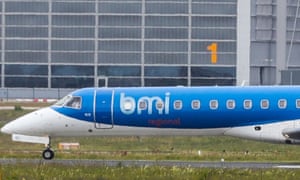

0,109,32,123
1,164,300,180
1,131,300,162
0,101,51,107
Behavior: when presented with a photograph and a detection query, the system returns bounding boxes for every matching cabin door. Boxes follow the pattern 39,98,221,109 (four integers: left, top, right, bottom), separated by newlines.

94,89,114,129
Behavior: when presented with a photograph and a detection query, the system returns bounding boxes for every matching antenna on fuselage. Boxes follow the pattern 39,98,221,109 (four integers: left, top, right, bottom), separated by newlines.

241,80,246,86
240,80,248,87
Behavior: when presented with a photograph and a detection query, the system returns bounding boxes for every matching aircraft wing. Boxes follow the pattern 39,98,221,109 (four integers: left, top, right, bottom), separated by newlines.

282,128,300,140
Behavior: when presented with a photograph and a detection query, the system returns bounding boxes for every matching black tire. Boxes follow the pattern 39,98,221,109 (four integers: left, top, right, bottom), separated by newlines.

42,149,54,160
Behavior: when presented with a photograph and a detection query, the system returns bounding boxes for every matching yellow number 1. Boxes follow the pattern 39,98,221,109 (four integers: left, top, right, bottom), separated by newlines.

207,43,218,64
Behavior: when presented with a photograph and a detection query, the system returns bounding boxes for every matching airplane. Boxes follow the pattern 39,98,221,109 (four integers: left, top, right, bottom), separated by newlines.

2,85,300,160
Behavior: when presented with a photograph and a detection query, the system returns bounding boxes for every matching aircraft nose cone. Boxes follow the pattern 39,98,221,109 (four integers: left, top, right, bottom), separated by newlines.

1,123,13,134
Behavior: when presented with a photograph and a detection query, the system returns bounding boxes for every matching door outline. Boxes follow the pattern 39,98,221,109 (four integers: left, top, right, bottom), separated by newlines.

94,89,114,129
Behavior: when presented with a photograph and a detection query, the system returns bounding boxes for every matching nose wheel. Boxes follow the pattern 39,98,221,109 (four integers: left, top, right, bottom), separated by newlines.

42,148,54,160
42,138,54,160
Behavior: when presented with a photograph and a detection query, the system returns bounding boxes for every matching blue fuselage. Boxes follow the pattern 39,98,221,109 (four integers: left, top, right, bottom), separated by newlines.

51,86,300,129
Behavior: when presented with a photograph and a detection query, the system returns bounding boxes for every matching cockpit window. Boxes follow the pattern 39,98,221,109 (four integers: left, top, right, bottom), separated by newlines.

55,95,72,106
54,95,82,109
65,96,82,109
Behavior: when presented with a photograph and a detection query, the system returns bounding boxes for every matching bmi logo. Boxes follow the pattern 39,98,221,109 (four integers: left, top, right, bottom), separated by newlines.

120,92,170,115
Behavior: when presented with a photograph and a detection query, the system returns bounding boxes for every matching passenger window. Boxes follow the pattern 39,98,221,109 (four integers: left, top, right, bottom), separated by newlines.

278,99,287,109
226,100,235,109
139,100,147,110
243,100,252,109
156,101,164,110
123,100,134,111
260,99,269,109
296,99,300,109
210,100,218,110
65,96,82,109
191,100,200,110
174,100,183,110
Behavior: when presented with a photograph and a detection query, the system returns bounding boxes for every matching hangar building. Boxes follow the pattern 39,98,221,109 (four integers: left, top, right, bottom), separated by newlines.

0,0,298,90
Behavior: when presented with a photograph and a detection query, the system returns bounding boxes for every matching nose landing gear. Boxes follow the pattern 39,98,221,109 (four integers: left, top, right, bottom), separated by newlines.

42,138,54,160
10,134,55,160
42,148,54,160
